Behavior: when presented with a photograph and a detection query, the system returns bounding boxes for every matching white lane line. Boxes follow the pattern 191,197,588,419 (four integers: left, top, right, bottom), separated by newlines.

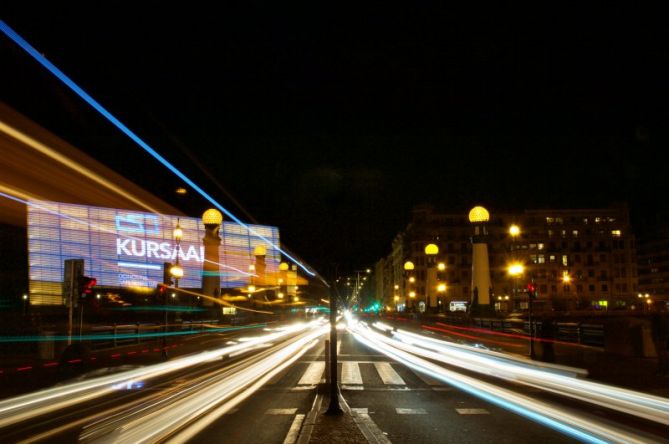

342,385,364,390
298,362,325,385
267,408,299,415
283,414,306,444
374,362,405,385
342,362,363,385
456,408,489,415
290,386,316,391
351,408,368,414
396,408,427,415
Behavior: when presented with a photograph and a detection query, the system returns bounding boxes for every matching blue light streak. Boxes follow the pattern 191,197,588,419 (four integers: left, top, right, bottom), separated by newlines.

0,323,265,343
0,20,316,277
352,330,610,444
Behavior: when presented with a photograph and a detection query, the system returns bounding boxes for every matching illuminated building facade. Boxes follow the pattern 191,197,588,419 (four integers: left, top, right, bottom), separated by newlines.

27,201,281,305
637,234,669,307
377,204,638,312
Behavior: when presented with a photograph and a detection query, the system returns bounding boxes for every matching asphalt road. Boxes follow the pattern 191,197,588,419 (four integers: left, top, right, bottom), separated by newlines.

1,317,667,443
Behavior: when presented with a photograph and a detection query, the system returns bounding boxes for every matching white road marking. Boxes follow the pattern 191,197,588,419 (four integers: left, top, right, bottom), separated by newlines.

456,408,490,415
298,362,325,385
342,362,363,384
342,385,364,390
282,414,305,444
266,408,298,415
374,362,405,385
396,408,427,414
290,386,316,391
351,408,369,414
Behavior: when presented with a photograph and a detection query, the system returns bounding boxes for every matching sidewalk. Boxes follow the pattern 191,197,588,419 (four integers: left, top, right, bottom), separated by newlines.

303,388,377,444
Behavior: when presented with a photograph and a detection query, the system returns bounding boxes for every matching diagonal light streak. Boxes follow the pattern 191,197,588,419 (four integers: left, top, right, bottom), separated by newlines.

0,20,316,277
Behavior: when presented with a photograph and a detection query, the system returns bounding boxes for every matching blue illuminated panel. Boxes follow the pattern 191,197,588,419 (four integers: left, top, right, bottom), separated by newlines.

28,201,280,304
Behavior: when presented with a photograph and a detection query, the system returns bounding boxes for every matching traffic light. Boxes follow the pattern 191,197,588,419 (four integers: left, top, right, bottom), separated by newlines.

163,262,174,287
78,275,97,299
527,282,537,299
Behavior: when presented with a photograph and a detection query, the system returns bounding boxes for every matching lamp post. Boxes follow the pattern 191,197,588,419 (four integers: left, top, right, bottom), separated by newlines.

404,261,415,311
424,243,439,314
202,209,223,307
508,262,534,358
164,220,184,359
469,206,492,314
509,224,520,310
352,268,371,310
22,293,28,317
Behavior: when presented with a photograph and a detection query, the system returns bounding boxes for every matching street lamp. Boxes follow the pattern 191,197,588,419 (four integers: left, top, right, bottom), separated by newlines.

352,268,371,310
509,225,521,310
404,261,415,311
508,262,535,358
424,244,439,313
163,220,184,359
561,271,573,309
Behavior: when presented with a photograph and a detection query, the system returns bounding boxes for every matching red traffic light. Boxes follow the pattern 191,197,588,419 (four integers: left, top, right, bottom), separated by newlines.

79,276,97,295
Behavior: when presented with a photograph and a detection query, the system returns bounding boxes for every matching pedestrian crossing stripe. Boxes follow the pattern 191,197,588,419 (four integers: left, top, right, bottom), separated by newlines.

396,408,427,414
294,361,451,389
297,361,325,385
456,408,490,415
342,362,363,384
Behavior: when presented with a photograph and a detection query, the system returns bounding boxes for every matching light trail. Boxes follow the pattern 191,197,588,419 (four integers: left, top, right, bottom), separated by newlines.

377,323,669,426
0,20,317,278
80,324,328,443
0,120,160,214
0,320,325,429
0,323,264,343
349,321,659,443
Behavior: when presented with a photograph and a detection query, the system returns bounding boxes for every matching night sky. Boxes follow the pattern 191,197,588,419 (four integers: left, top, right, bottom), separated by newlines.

2,4,668,273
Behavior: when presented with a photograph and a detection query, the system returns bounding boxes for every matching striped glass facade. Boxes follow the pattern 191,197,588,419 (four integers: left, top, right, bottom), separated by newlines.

27,201,280,305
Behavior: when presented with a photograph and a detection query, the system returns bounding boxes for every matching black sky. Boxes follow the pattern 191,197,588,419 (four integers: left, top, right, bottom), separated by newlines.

2,3,668,273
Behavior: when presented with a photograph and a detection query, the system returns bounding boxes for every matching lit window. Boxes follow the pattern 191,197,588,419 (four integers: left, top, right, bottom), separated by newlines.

529,243,536,249
547,230,553,237
546,217,554,224
562,255,568,266
530,254,538,264
572,230,579,237
611,230,621,237
608,217,616,222
556,217,563,224
549,255,556,263
537,243,544,250
595,217,602,223
561,230,567,238
583,218,588,224
537,255,545,264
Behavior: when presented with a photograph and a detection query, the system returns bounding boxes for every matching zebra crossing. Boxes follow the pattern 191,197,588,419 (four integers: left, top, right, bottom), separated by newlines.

287,360,453,391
